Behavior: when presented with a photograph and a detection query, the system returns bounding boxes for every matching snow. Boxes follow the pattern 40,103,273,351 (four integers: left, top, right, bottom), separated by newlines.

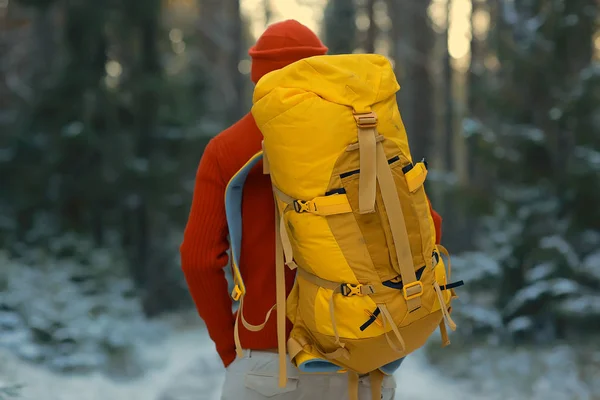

525,262,555,282
582,250,600,281
451,251,501,282
429,340,600,400
0,325,211,400
503,278,580,317
0,316,473,400
539,235,580,269
558,295,600,317
574,146,600,172
1,312,599,400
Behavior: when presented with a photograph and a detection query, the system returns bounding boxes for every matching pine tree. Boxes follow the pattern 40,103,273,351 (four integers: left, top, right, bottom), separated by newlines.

464,0,600,341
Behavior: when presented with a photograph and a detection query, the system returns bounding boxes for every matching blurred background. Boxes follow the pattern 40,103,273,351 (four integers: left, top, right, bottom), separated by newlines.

1,0,599,399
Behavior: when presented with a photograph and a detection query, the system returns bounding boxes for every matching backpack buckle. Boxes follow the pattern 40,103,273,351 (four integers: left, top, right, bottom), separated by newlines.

403,281,423,301
341,283,364,297
293,200,311,213
231,285,243,301
353,112,378,128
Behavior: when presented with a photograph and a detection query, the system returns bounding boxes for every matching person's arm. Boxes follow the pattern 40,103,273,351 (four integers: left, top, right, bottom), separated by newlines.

426,197,443,244
180,139,236,367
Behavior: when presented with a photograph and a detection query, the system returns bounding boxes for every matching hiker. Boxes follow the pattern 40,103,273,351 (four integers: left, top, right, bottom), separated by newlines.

180,20,446,400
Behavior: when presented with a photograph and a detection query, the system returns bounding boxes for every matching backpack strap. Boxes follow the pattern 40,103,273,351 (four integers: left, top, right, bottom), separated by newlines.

349,111,424,312
225,150,264,302
353,112,378,214
347,370,385,400
369,369,385,400
225,151,277,359
375,138,423,312
274,192,289,389
348,371,360,400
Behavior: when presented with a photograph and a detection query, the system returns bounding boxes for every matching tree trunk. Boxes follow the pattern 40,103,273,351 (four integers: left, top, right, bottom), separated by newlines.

134,0,161,308
230,0,245,121
324,0,357,54
365,0,376,53
386,0,413,134
443,0,454,172
407,0,434,161
263,0,272,26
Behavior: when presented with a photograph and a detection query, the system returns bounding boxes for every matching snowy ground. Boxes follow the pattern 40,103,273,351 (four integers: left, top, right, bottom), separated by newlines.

0,313,475,400
2,312,597,400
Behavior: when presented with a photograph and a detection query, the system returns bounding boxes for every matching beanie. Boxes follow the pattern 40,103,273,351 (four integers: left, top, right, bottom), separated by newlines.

248,19,328,84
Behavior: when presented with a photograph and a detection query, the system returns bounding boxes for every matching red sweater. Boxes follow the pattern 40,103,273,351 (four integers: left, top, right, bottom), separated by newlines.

180,113,443,367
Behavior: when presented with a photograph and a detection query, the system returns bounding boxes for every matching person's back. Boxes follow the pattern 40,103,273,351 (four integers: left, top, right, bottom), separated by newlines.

181,19,444,400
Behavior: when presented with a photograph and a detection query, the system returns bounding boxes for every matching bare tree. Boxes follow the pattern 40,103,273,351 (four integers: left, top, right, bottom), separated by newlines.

388,0,434,160
365,0,377,53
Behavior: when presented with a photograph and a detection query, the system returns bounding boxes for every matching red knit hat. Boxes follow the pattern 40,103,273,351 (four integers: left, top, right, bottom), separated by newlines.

248,19,328,84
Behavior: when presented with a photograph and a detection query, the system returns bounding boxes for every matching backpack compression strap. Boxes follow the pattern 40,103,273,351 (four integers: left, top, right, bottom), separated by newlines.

351,111,424,313
354,112,378,214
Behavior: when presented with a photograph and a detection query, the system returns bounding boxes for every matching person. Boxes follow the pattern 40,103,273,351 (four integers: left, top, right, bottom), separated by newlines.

180,19,444,400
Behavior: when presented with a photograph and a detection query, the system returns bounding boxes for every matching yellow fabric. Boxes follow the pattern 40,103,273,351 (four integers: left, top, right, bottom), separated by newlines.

307,278,387,339
262,140,270,174
284,210,356,283
405,162,427,193
241,53,461,394
252,54,410,200
375,142,422,312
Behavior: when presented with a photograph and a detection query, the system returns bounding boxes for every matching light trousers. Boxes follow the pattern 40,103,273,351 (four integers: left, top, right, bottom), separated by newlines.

220,350,396,400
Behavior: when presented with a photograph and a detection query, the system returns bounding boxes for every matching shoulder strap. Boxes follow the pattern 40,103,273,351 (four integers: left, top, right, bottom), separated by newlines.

224,151,263,301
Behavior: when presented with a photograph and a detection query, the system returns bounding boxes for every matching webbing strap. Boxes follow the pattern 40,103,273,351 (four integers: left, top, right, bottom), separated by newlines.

279,215,298,270
328,286,346,352
233,305,243,358
379,304,406,353
375,142,422,312
273,185,352,216
436,244,460,299
355,113,377,214
273,185,294,205
369,369,385,400
348,372,360,400
346,134,384,151
272,186,298,269
241,300,276,332
274,198,288,388
233,297,276,358
439,320,450,347
293,195,353,216
296,268,376,296
434,282,457,331
437,244,452,281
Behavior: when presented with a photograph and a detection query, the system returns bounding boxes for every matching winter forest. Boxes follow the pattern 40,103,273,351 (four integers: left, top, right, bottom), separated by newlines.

1,0,599,399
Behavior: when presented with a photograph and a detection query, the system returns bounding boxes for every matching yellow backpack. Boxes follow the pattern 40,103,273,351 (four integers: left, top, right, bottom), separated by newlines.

224,53,463,399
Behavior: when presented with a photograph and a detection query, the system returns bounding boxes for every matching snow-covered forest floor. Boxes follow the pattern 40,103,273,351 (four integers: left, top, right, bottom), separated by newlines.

0,311,469,400
1,310,598,400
